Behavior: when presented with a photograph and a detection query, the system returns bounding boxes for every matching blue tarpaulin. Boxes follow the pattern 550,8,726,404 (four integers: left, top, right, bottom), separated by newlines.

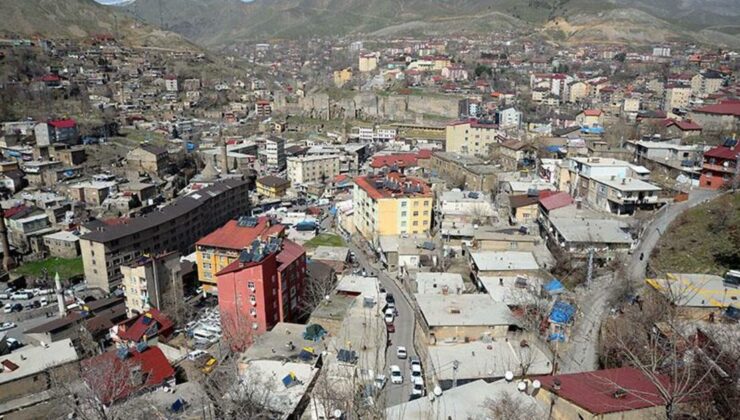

549,301,575,324
545,145,563,153
548,332,566,342
170,398,185,412
544,279,565,294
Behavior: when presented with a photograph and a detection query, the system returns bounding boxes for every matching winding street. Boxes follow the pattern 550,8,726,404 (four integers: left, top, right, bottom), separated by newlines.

559,188,720,374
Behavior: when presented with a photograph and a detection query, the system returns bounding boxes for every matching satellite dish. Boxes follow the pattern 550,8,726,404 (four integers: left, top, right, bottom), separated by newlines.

533,380,541,389
433,385,443,396
517,381,527,392
505,371,514,381
333,409,342,418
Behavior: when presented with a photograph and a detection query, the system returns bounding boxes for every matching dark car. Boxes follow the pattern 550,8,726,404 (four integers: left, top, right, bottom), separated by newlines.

386,293,395,304
11,303,23,312
386,323,395,333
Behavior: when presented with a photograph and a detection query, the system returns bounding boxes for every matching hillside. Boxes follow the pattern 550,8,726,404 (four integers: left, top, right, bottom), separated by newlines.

650,193,740,276
111,0,740,48
0,0,196,50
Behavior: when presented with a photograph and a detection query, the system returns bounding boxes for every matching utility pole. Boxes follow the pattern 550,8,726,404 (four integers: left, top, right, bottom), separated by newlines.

452,360,459,388
587,247,594,285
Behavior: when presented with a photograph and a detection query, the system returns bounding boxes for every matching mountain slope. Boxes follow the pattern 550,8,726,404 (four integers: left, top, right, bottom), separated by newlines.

0,0,195,50
112,0,740,48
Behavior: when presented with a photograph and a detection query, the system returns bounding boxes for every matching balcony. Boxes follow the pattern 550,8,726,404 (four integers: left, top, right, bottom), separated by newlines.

702,163,735,174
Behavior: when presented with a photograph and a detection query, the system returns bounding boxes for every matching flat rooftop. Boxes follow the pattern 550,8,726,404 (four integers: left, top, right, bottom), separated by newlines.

428,340,552,381
470,251,540,272
415,294,518,327
241,322,322,364
415,272,465,295
238,360,319,418
0,339,78,384
311,245,349,262
647,273,739,308
591,176,661,192
548,215,633,245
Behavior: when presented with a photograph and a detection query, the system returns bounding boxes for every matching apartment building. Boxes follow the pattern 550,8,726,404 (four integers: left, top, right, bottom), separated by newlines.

556,157,650,194
664,84,691,111
353,172,433,245
359,53,378,72
287,155,340,185
120,252,183,317
699,140,739,190
255,100,272,118
352,125,398,142
445,120,502,156
691,70,723,97
217,237,306,346
80,178,250,291
264,136,286,170
195,216,286,292
255,175,291,199
34,119,79,146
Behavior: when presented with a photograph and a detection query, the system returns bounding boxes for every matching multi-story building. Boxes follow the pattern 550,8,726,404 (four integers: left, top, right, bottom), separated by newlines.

255,175,291,199
353,172,433,245
663,84,691,111
352,125,398,142
445,120,502,156
333,68,352,87
264,136,286,170
216,237,306,347
34,119,79,146
556,157,650,194
164,75,178,92
494,107,522,130
691,70,723,97
529,73,573,98
120,252,183,317
255,100,272,118
287,155,340,185
80,178,250,291
195,216,286,292
422,152,501,191
699,140,739,190
126,145,169,178
359,53,378,72
586,176,667,215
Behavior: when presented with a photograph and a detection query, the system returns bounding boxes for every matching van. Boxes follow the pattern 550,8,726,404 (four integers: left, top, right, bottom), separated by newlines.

192,329,217,343
11,292,32,300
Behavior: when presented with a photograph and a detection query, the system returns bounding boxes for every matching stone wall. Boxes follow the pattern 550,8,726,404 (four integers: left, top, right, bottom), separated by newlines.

286,92,460,121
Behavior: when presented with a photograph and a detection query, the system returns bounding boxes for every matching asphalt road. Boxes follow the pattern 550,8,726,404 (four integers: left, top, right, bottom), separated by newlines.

346,239,417,408
560,188,720,373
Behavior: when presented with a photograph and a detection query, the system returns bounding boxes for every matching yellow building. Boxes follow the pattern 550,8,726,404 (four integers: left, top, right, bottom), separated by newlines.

445,120,502,156
567,81,589,103
256,175,291,199
664,85,691,111
359,53,378,73
353,173,433,245
333,68,352,87
195,217,285,291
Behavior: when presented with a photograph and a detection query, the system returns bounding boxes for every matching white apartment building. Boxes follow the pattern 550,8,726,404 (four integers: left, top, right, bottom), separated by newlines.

287,155,340,185
264,136,286,170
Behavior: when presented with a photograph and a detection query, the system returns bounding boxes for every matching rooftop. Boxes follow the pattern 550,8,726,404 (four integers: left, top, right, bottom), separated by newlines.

415,294,518,327
470,251,540,272
548,214,633,245
81,179,248,243
197,215,285,250
415,272,465,295
239,360,319,417
0,339,78,384
533,367,673,415
591,176,661,192
646,273,739,308
311,245,349,262
354,172,432,200
241,322,322,364
43,230,80,242
429,340,551,382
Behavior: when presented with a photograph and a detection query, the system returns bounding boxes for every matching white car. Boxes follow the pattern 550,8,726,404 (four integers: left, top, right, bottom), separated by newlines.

410,359,422,379
396,346,407,359
390,365,403,384
40,297,49,306
411,377,425,397
374,374,387,390
0,321,17,332
187,349,207,361
384,308,394,324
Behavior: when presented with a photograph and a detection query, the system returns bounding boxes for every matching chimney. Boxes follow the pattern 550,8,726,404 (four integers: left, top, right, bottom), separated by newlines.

553,378,562,390
621,178,626,185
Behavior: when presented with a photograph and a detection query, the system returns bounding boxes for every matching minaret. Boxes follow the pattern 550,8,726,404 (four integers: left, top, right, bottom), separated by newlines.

55,272,66,317
0,213,14,271
219,126,229,175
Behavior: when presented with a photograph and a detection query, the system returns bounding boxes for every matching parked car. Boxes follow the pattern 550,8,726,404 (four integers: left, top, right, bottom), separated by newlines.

200,357,218,374
11,292,32,300
187,349,207,361
411,377,425,397
5,337,21,351
11,303,23,312
386,322,395,333
3,303,11,314
40,297,49,306
0,321,17,332
384,308,394,324
410,359,422,379
386,293,395,304
390,365,403,384
374,374,387,390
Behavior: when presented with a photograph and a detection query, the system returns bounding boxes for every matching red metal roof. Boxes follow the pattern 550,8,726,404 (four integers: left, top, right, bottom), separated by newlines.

370,150,431,169
354,172,432,200
196,216,285,250
704,141,739,160
82,346,174,405
539,191,573,211
276,239,305,271
694,101,740,117
48,119,77,129
116,309,174,343
663,119,702,131
583,109,603,117
533,367,672,415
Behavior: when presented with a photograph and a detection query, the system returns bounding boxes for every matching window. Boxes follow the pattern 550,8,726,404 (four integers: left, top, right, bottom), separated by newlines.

423,211,429,216
401,211,407,217
413,211,419,217
247,281,255,289
413,221,418,226
401,201,407,207
423,200,430,207
413,201,419,207
250,295,257,304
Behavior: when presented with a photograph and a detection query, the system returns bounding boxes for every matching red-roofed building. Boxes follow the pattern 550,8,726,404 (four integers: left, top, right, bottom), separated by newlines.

532,367,678,419
662,118,702,138
369,149,432,173
539,191,574,212
577,109,604,127
196,216,286,292
699,140,739,190
216,238,306,349
110,309,174,346
690,100,740,132
82,345,175,406
34,119,79,146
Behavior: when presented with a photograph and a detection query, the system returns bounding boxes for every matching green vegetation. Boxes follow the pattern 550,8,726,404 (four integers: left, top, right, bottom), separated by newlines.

13,257,84,280
651,194,740,276
304,234,346,249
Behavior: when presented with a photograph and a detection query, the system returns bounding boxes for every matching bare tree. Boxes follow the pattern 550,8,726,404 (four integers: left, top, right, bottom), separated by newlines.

219,311,257,352
300,263,338,318
483,391,541,420
198,356,274,419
